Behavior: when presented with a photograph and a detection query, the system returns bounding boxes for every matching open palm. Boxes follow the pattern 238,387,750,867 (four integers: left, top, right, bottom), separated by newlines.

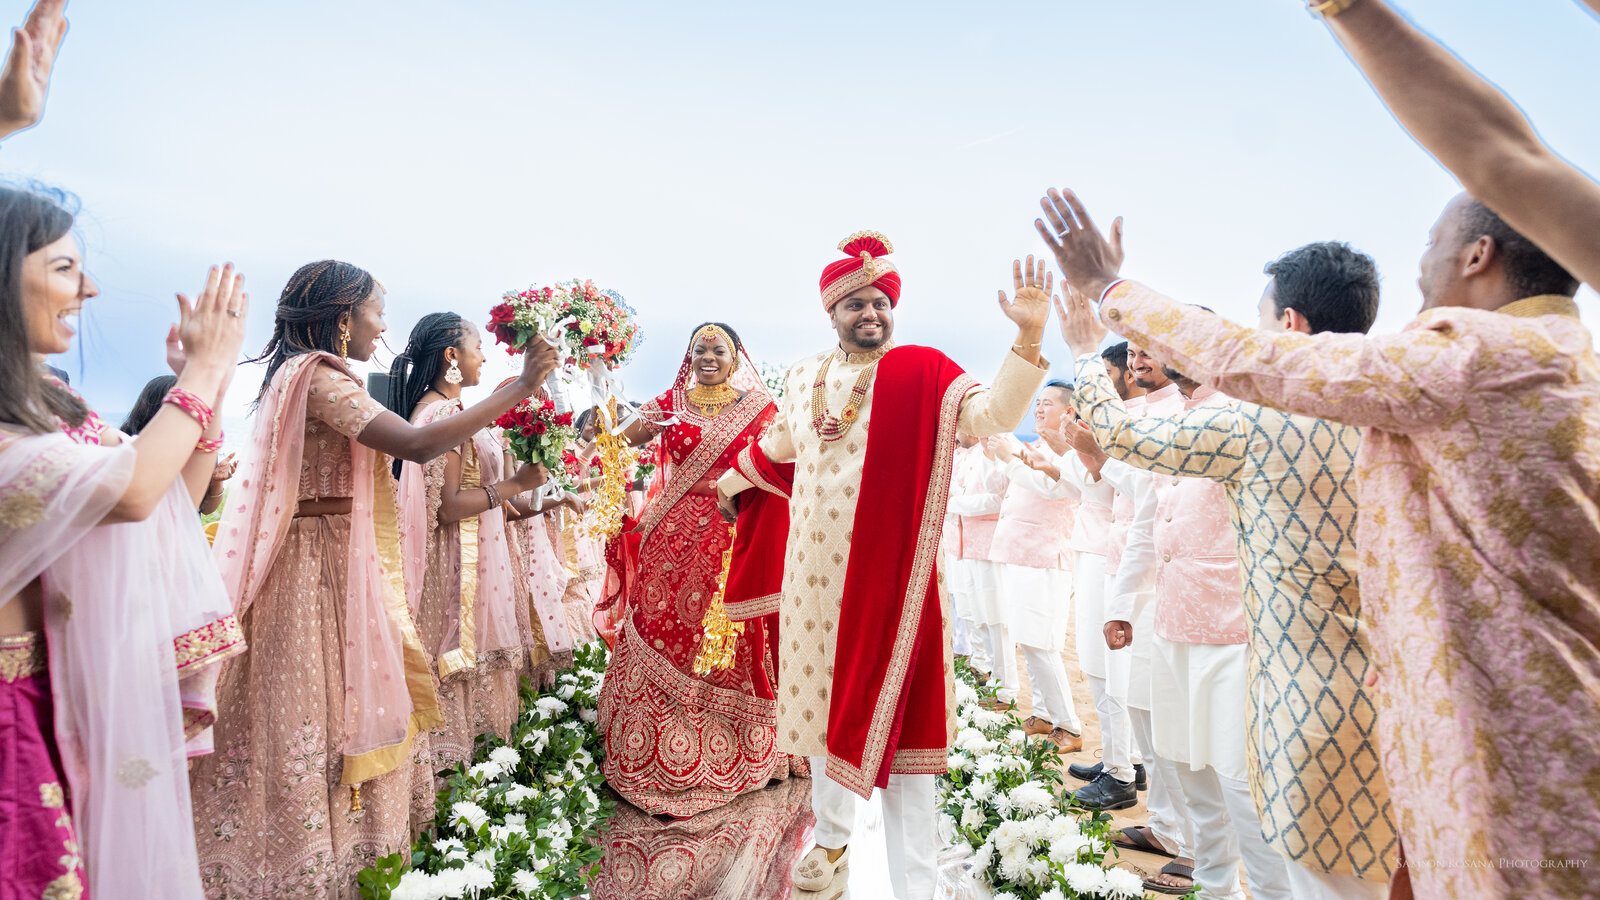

0,0,67,137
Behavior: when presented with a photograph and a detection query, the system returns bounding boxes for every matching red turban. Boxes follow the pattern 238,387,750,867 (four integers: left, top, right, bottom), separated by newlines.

820,231,902,312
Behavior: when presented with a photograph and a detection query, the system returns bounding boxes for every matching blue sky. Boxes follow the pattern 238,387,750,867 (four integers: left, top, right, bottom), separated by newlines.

9,0,1598,419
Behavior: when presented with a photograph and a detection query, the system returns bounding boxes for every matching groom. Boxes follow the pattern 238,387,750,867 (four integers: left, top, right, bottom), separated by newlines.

717,232,1050,900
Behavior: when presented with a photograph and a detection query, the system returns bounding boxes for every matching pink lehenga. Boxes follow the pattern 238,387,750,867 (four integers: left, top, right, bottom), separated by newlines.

594,344,791,818
396,401,530,789
192,353,441,899
1,417,241,899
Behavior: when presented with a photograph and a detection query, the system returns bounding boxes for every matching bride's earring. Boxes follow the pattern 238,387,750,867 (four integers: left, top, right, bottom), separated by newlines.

339,325,351,359
445,357,464,385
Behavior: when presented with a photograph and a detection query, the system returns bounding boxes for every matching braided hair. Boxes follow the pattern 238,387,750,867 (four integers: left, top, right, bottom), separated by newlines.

384,312,471,478
0,185,88,433
249,260,377,404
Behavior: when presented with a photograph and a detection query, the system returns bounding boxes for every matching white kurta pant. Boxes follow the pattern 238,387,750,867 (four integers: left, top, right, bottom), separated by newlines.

811,758,937,900
1175,768,1292,900
1106,592,1155,711
1130,705,1195,859
946,553,988,670
999,563,1079,731
967,559,1017,700
1073,551,1109,677
1149,635,1249,779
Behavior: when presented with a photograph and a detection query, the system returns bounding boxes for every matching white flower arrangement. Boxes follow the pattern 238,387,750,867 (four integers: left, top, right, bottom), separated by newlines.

357,642,614,900
937,659,1192,899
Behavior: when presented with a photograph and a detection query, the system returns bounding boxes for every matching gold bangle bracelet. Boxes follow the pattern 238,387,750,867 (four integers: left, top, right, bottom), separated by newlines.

1309,0,1359,18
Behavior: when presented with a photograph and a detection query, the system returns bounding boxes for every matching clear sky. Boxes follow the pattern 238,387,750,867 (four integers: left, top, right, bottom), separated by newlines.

9,0,1599,420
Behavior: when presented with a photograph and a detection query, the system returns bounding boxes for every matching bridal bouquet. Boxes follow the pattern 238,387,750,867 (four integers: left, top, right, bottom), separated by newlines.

495,397,577,490
488,280,642,371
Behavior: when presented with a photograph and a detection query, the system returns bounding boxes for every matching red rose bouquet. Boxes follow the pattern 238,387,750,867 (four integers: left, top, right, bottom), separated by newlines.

495,397,578,490
487,280,642,371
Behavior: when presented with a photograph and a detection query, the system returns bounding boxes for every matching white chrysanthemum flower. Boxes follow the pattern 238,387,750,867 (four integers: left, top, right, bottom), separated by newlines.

1063,862,1108,894
556,683,577,701
390,870,440,900
578,707,598,723
1003,754,1030,773
992,792,1015,817
534,696,569,718
955,681,980,707
488,746,521,769
1007,781,1055,816
504,812,528,835
503,783,536,805
971,839,995,873
460,861,495,893
510,869,541,894
431,867,470,899
954,727,998,754
1103,867,1146,898
451,801,490,834
1047,827,1091,864
947,751,974,773
968,779,995,802
1024,857,1053,885
433,837,466,856
961,804,986,829
993,891,1021,900
974,708,1008,730
1006,728,1025,743
472,847,496,868
1040,889,1066,900
975,755,1006,777
468,761,505,782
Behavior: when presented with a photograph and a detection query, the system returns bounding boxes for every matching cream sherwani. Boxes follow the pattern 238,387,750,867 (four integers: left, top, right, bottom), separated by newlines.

717,345,1047,759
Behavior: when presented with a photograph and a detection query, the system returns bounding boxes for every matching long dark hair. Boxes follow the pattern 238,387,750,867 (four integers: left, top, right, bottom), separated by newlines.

0,185,88,433
384,311,471,478
120,374,178,434
248,260,377,403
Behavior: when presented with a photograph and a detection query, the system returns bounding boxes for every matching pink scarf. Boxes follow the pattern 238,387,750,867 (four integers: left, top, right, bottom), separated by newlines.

0,431,209,898
397,401,524,675
212,353,439,785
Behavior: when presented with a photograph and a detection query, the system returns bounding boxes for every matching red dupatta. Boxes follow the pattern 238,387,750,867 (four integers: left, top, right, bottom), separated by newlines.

826,345,974,795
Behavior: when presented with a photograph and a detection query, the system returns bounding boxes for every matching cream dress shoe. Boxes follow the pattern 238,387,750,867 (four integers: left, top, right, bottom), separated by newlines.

793,844,850,893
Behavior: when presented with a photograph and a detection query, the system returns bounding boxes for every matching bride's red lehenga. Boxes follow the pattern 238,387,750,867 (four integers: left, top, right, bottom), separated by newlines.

596,342,792,817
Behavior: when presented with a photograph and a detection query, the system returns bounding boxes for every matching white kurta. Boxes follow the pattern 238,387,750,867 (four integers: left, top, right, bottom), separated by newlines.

718,345,1047,758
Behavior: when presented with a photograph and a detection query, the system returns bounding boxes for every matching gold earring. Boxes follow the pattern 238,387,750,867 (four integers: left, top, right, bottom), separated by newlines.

339,327,351,359
445,358,464,385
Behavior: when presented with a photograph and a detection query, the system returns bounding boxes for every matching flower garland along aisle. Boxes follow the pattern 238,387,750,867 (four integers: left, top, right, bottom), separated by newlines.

357,643,615,900
938,660,1194,900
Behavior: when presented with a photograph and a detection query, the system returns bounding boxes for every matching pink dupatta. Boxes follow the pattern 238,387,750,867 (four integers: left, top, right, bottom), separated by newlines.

0,431,208,899
212,353,440,785
397,401,524,676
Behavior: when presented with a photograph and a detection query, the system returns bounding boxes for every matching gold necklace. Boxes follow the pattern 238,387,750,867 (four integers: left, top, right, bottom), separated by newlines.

810,346,888,441
687,381,739,417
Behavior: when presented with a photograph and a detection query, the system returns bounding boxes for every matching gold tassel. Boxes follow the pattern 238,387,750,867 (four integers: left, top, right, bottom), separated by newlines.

693,526,744,675
350,783,363,812
590,397,632,541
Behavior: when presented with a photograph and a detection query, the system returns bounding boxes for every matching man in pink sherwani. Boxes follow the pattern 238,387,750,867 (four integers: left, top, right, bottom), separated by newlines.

943,436,990,671
989,382,1085,754
1040,187,1600,900
1108,364,1291,900
948,437,1018,707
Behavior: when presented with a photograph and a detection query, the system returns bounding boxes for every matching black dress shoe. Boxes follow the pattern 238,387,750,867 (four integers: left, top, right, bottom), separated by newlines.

1071,771,1139,811
1069,761,1147,791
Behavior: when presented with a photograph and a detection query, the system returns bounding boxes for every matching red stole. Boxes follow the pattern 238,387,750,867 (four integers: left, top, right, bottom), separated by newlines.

725,448,794,702
828,346,974,795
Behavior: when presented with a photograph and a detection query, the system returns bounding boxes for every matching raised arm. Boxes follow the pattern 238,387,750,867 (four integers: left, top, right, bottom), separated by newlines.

1070,353,1249,483
1313,0,1600,288
0,0,67,140
960,259,1053,437
358,338,560,464
106,265,248,522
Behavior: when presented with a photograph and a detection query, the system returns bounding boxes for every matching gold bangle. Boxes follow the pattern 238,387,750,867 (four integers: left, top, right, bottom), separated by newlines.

1308,0,1359,18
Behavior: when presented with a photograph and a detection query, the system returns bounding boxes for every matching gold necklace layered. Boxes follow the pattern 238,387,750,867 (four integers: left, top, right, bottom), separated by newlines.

687,381,739,417
810,344,891,441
